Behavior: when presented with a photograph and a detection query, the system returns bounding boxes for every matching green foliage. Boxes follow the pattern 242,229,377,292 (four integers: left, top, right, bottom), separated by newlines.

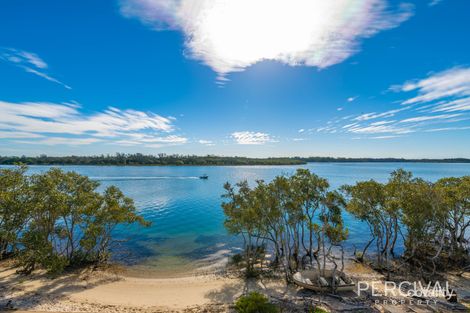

222,169,348,281
434,176,470,262
0,154,305,166
234,292,278,313
0,165,30,259
344,170,470,274
2,154,470,166
342,179,390,266
0,166,149,274
224,168,469,278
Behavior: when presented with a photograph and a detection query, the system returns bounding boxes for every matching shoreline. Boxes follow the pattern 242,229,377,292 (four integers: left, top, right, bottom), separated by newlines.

3,161,470,167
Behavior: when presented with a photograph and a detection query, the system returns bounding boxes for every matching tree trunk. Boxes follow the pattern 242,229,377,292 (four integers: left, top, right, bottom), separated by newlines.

359,237,375,263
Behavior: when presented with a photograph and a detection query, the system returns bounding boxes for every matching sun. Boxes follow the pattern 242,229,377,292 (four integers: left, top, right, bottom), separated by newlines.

181,0,371,74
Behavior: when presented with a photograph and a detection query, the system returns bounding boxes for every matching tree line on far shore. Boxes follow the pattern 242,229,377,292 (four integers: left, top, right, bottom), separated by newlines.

0,154,305,166
0,166,149,274
222,169,470,281
1,153,469,166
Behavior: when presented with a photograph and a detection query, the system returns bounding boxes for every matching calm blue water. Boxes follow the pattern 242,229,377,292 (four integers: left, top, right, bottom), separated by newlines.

3,163,470,276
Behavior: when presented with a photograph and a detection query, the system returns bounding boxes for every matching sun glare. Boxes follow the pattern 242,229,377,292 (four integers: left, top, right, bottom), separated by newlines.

180,0,370,73
121,0,413,76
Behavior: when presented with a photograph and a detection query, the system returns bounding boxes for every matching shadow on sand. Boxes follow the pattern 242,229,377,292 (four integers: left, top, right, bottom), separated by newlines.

0,261,121,310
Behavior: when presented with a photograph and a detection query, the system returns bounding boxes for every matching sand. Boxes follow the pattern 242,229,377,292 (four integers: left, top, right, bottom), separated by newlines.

2,259,469,313
72,275,241,308
0,260,245,312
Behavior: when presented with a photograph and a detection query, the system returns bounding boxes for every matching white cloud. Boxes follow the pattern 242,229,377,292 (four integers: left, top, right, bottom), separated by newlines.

315,126,338,134
347,124,413,134
347,96,358,102
0,48,71,89
425,126,470,132
114,135,188,148
371,135,401,139
0,101,78,119
0,131,44,139
16,50,48,69
369,120,395,126
23,67,71,89
314,76,470,137
16,137,103,146
314,68,470,138
398,113,462,123
354,107,409,121
430,98,470,113
0,100,187,147
397,67,470,106
320,109,467,135
0,101,175,136
342,123,359,129
120,0,413,78
198,139,214,146
389,66,470,119
428,0,443,6
231,131,276,145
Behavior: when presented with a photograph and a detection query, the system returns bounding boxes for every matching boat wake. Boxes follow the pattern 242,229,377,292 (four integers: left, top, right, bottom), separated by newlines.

90,176,200,181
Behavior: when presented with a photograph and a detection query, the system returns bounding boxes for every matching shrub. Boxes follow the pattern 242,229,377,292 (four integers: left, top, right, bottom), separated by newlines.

0,166,150,274
231,253,243,265
0,165,30,259
234,292,278,313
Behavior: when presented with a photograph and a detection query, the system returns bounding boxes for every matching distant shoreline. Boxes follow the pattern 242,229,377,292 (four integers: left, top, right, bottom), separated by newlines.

1,154,470,166
2,154,470,166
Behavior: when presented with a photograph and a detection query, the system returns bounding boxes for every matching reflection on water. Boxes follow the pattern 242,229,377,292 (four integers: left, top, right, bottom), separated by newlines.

5,163,470,277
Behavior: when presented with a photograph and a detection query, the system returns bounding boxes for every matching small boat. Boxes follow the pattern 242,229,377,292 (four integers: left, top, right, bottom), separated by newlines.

293,269,355,292
199,174,209,179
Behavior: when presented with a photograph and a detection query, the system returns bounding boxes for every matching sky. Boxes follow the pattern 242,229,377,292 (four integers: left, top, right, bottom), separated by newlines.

1,0,470,158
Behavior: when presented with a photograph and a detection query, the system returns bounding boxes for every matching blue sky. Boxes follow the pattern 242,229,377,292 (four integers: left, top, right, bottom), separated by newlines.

1,0,469,158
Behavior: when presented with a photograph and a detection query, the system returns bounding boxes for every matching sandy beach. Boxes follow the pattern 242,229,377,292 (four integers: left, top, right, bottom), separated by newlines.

0,258,364,312
2,258,469,313
0,259,242,312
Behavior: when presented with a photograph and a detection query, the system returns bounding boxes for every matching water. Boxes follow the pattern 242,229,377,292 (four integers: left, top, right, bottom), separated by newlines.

3,163,470,276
